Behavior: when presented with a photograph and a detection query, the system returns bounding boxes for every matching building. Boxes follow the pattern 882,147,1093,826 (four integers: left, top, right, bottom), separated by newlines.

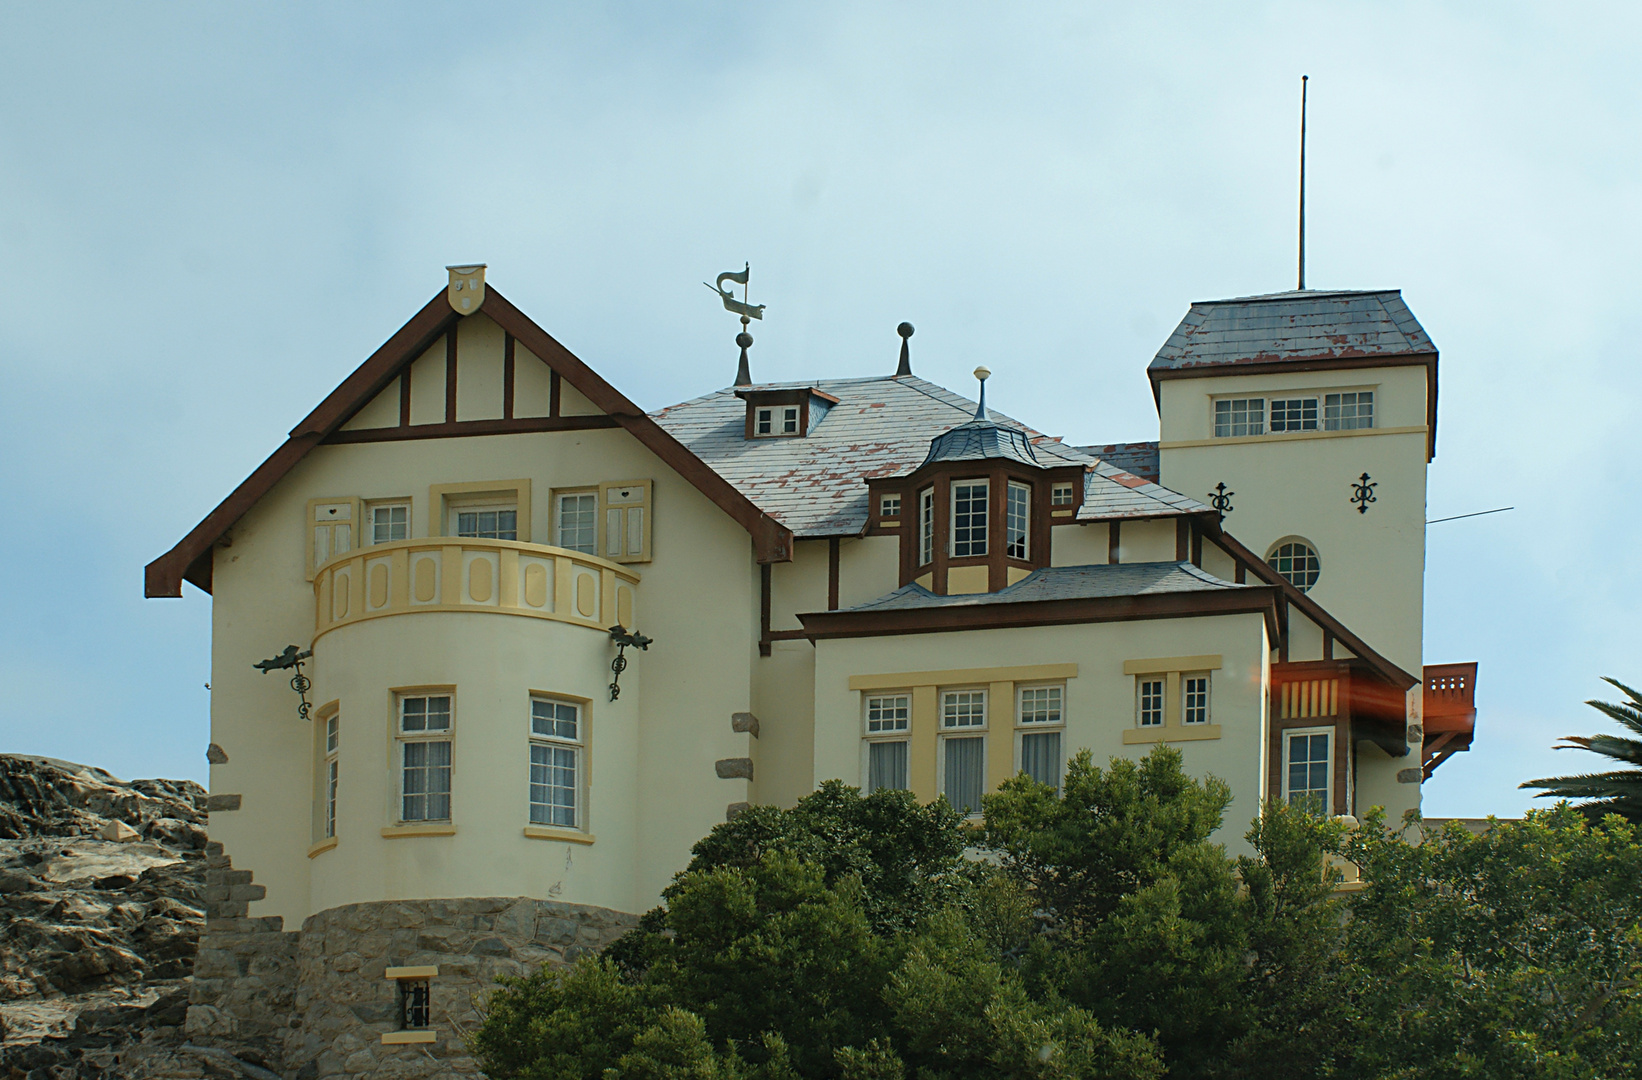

144,267,1479,1076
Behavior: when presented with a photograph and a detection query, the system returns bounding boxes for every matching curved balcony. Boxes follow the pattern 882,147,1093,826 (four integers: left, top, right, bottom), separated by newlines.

312,538,639,642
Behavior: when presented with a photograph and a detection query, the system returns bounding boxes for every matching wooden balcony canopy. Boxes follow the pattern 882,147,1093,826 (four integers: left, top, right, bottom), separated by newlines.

1422,662,1478,779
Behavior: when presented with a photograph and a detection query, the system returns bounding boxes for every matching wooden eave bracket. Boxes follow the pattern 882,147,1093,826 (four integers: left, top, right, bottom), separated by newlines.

143,283,798,599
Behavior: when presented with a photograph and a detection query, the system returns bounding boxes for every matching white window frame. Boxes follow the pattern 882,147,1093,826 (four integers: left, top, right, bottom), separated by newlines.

1324,390,1374,431
862,693,911,793
1182,673,1211,725
1269,396,1320,432
367,501,411,546
781,406,799,434
1016,684,1064,791
1006,481,1030,559
1213,397,1265,438
880,493,901,520
554,490,598,554
396,692,453,824
938,688,987,817
323,712,339,839
450,501,518,541
755,407,774,435
1050,482,1075,507
529,695,583,829
1282,726,1334,815
1136,677,1165,728
918,487,935,566
950,479,989,558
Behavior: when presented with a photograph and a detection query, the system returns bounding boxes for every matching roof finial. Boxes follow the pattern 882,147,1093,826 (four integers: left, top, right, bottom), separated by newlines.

972,366,991,420
706,262,765,387
895,322,914,377
1297,74,1308,291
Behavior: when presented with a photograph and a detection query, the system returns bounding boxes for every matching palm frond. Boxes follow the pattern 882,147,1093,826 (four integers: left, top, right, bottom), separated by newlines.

1599,676,1642,709
1584,697,1642,736
1553,733,1642,765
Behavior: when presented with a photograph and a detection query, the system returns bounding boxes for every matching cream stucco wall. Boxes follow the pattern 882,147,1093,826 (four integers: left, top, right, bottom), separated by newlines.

208,398,759,922
811,613,1272,855
1157,365,1428,676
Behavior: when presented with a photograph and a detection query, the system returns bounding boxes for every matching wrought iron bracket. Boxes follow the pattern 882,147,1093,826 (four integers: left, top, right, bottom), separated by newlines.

1208,482,1234,516
1349,472,1377,515
253,645,314,720
608,625,653,701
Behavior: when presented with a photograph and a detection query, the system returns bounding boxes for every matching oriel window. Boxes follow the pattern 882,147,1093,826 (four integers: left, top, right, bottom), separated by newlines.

950,480,988,558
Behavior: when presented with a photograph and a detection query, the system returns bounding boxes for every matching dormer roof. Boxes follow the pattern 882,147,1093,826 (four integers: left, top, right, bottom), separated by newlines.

919,414,1040,470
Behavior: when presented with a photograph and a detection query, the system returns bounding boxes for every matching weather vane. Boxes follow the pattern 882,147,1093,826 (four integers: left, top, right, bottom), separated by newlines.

705,263,765,387
607,625,653,701
253,645,314,720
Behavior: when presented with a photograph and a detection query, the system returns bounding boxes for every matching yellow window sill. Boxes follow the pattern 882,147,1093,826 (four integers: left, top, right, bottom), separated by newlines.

385,965,439,979
1158,424,1427,451
382,1030,437,1045
307,838,338,859
1123,724,1222,744
1051,509,1075,518
523,826,596,845
381,824,457,838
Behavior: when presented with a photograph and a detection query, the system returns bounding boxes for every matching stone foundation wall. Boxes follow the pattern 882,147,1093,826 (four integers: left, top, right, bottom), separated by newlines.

184,843,638,1079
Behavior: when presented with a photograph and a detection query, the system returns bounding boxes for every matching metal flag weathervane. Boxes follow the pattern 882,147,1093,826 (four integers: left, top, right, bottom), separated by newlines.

706,263,765,386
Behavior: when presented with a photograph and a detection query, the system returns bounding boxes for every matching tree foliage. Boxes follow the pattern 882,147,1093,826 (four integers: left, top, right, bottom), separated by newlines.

473,747,1642,1080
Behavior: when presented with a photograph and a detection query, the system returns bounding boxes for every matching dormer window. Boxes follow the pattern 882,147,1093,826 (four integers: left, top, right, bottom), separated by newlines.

755,406,799,436
738,387,839,439
880,494,901,519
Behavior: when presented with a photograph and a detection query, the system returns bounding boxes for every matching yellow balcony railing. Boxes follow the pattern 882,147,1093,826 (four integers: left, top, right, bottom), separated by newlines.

312,538,639,641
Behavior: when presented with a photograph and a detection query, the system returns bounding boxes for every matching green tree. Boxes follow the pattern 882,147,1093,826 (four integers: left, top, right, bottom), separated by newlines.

1522,677,1642,822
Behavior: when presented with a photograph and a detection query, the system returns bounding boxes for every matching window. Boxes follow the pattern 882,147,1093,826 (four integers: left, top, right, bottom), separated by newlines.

1183,675,1210,725
307,497,362,579
398,694,452,822
1018,685,1064,791
942,689,986,729
454,505,517,541
369,502,409,545
1268,540,1321,593
399,978,431,1030
556,492,597,554
880,494,901,519
1270,397,1319,432
1137,678,1165,727
943,736,985,815
951,480,988,557
1324,391,1374,430
1006,481,1030,559
324,713,339,839
753,406,800,436
1214,398,1265,438
600,481,650,562
1051,482,1075,507
1285,729,1332,814
529,697,581,828
864,694,910,793
918,488,934,566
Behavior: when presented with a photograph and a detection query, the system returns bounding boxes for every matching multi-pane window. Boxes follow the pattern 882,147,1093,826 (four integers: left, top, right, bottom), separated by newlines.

880,494,901,519
1324,391,1374,430
951,480,988,557
1183,675,1210,725
1018,685,1063,791
1051,482,1075,507
455,506,517,541
529,697,581,828
864,694,911,793
756,408,774,435
942,689,986,729
1006,481,1030,559
399,695,452,822
941,690,987,813
1214,398,1265,438
1269,397,1319,432
370,503,409,545
753,407,799,436
324,713,339,839
556,493,597,554
1137,679,1165,727
1268,541,1322,593
918,488,935,566
1286,730,1332,814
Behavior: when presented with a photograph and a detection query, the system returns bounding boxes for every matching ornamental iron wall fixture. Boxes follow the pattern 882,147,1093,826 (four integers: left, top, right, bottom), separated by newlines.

252,645,314,720
1208,482,1235,515
1349,472,1378,515
608,625,653,701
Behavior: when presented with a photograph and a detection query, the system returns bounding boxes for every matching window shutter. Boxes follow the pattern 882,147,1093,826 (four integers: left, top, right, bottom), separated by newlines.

598,480,652,563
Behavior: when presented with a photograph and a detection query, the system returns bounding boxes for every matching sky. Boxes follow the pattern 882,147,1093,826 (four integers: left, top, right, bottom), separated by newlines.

0,2,1638,818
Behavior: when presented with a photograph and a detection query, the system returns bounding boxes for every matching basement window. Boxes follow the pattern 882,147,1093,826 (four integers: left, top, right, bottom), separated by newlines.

382,966,439,1045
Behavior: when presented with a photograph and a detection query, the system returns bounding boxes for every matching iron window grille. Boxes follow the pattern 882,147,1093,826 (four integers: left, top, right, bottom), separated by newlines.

399,979,431,1030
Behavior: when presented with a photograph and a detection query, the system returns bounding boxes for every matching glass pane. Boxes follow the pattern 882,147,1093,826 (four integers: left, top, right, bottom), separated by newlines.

919,489,935,565
557,494,597,554
866,695,910,733
943,737,984,814
951,481,988,557
1007,483,1030,559
1021,731,1061,790
1139,680,1165,726
1019,686,1061,724
402,739,451,821
1184,676,1209,724
942,690,986,728
530,744,577,827
867,740,909,793
532,699,578,740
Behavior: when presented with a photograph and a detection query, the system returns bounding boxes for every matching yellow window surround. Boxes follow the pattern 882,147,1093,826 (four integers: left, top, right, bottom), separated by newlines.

1121,658,1222,744
523,826,596,844
428,479,532,541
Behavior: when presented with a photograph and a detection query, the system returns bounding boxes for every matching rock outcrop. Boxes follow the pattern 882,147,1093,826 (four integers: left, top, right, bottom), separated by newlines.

0,754,273,1078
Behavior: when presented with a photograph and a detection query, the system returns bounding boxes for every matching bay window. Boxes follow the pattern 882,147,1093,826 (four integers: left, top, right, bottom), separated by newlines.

951,480,988,557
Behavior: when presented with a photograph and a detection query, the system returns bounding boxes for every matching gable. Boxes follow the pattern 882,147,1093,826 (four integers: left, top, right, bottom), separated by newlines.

145,284,792,597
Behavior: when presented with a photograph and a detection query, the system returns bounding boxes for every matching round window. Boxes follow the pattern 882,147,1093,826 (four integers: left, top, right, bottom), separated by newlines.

1267,540,1321,593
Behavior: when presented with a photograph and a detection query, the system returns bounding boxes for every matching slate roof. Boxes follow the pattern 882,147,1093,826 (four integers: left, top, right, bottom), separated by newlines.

836,561,1255,613
1150,290,1436,373
1076,441,1159,484
921,414,1040,469
651,376,1209,538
